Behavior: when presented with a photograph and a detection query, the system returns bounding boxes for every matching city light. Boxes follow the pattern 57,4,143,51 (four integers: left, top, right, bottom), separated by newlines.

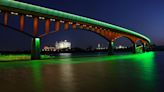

42,46,56,51
56,40,71,49
42,40,71,51
115,45,128,49
96,43,108,50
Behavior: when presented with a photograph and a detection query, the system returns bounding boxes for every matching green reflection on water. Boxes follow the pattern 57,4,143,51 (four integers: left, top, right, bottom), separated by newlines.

31,61,43,92
0,52,156,91
134,52,156,81
38,52,155,64
0,52,155,67
132,52,156,91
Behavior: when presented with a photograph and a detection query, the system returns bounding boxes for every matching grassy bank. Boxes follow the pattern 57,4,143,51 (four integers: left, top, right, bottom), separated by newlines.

0,54,30,61
0,54,53,61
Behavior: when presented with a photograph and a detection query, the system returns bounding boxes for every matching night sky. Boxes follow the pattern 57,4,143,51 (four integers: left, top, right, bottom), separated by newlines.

0,0,164,51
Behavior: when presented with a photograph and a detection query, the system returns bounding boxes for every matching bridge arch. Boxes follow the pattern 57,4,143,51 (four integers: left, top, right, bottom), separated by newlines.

112,36,135,54
113,35,134,44
39,26,110,42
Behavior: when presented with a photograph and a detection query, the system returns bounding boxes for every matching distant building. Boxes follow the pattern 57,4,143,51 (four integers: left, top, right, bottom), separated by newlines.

42,40,71,51
96,43,107,50
42,46,56,51
115,45,127,49
56,40,71,50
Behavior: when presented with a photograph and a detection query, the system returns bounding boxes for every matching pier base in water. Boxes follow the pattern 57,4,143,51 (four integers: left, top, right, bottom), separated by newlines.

31,38,41,60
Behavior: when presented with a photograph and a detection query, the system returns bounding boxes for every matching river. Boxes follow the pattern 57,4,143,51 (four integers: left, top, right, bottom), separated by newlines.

0,51,163,92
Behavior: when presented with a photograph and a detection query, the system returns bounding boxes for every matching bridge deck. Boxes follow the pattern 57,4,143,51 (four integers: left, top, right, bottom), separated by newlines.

0,0,150,43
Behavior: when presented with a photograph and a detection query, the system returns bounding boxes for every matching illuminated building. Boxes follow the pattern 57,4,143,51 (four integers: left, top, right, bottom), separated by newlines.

56,40,71,50
42,40,71,51
115,45,127,49
42,46,56,51
96,43,108,50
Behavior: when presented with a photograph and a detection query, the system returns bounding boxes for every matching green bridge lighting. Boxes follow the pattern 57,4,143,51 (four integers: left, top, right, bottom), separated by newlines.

0,0,151,43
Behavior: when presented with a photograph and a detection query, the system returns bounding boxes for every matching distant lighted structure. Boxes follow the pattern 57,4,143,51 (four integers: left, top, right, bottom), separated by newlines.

115,45,127,49
56,40,71,50
42,46,56,51
96,43,107,50
42,40,71,51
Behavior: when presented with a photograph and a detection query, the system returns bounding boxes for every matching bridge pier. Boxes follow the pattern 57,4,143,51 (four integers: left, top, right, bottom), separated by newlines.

4,11,8,26
132,43,136,53
142,43,146,53
20,14,24,31
31,38,41,60
108,41,114,55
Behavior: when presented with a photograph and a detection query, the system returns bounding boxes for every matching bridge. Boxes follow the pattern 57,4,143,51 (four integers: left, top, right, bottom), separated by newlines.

0,0,151,60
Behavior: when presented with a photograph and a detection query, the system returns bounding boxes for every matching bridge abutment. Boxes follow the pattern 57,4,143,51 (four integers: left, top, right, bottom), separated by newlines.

31,38,41,60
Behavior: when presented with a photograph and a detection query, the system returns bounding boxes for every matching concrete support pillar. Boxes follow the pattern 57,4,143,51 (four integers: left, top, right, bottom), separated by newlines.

31,38,41,60
55,20,60,32
86,26,89,30
146,44,150,52
33,17,38,36
64,22,69,30
132,43,136,54
45,19,50,34
4,11,8,26
72,23,76,29
79,24,83,29
96,29,100,33
101,30,105,36
91,28,94,31
20,14,24,31
108,41,114,55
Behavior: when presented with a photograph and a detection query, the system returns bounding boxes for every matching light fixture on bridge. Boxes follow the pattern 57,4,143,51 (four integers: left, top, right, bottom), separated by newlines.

60,20,65,23
26,14,32,17
39,17,45,20
11,12,18,15
76,23,80,25
83,25,86,27
50,19,55,21
69,22,73,24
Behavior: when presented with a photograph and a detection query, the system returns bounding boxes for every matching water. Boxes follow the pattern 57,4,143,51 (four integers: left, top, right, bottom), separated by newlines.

0,51,164,92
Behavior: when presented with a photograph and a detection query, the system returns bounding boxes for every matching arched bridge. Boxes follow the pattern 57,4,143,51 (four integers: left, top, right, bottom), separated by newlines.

0,0,151,60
